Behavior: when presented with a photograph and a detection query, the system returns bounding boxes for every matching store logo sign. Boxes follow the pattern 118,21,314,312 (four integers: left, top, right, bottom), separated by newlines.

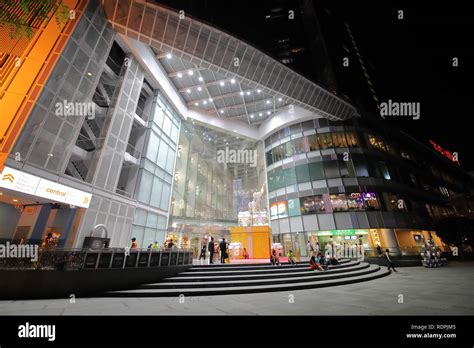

0,167,92,208
2,173,14,183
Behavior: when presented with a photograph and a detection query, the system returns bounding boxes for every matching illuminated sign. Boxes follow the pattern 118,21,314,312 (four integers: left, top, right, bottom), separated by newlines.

317,229,369,236
429,140,460,165
0,167,92,208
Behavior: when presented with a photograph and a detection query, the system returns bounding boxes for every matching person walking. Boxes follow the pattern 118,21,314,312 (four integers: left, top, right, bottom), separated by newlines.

219,238,227,264
385,249,397,272
208,237,215,264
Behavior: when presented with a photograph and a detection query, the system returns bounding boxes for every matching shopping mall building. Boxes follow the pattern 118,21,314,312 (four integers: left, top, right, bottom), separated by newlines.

1,0,473,258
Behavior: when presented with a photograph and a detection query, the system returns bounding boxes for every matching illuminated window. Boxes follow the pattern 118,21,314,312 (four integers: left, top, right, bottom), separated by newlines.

330,194,348,211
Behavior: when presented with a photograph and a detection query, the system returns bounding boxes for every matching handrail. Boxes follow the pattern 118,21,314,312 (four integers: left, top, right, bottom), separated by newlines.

0,247,194,271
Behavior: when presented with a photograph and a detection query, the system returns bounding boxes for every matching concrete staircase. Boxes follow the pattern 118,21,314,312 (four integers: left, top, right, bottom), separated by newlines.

103,259,390,297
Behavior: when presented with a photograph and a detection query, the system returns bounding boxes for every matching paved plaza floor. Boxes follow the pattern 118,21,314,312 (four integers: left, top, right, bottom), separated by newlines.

1,262,473,316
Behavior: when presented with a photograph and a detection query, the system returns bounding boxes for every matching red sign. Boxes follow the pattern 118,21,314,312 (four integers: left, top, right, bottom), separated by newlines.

429,140,459,165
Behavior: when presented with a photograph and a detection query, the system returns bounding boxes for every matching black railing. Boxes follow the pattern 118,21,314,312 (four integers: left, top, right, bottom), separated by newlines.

0,248,194,271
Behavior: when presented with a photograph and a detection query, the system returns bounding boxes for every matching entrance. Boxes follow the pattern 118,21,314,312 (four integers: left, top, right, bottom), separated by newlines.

0,189,79,247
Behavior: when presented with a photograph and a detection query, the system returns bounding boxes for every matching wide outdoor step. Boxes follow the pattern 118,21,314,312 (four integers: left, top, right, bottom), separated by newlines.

103,265,389,297
161,263,370,282
189,258,351,271
179,260,361,276
139,263,376,289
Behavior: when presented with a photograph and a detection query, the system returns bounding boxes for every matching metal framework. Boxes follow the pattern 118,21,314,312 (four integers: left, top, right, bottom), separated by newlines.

102,0,358,125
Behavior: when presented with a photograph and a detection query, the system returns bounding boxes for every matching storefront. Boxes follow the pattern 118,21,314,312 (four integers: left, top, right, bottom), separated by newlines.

166,224,231,256
394,229,448,252
0,166,91,247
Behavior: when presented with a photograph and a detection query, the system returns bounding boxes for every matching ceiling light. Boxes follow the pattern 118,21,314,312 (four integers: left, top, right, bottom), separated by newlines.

239,91,244,96
197,87,202,91
220,110,224,114
177,73,183,78
188,70,194,76
250,114,254,118
231,79,236,84
186,89,191,94
259,113,263,117
166,53,172,59
195,102,199,106
267,111,271,115
257,89,261,93
278,98,282,102
87,72,92,76
220,81,225,86
208,98,213,102
246,91,251,95
203,100,207,105
266,100,270,104
198,77,203,82
13,199,18,202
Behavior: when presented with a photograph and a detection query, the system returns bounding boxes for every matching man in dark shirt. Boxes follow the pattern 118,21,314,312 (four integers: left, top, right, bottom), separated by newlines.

219,238,227,264
208,237,215,264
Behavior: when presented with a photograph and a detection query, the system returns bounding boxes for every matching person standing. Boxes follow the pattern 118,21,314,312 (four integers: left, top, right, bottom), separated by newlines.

208,237,215,264
219,238,227,264
199,244,207,261
307,240,314,257
130,237,138,249
315,242,320,255
385,249,397,272
152,241,159,251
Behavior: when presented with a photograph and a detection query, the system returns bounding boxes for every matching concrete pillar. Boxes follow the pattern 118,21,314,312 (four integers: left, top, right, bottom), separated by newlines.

29,204,53,245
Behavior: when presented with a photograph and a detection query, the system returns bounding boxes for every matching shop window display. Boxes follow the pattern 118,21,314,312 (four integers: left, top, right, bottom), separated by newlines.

347,193,365,210
332,132,348,148
362,192,380,210
270,200,288,219
300,195,326,214
292,136,306,154
308,134,320,151
330,194,349,211
272,145,284,163
345,132,359,147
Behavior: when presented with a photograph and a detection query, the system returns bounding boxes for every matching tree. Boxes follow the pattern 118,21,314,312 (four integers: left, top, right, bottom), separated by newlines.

434,217,474,247
0,0,69,40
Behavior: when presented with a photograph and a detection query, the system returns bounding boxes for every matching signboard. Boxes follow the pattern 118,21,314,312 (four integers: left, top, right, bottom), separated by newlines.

0,166,92,208
429,140,460,165
316,229,369,236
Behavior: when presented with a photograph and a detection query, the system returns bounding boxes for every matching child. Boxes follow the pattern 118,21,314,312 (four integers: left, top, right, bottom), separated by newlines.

287,250,296,265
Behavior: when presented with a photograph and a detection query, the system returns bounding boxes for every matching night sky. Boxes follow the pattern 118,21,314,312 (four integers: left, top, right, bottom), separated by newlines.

158,0,474,171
